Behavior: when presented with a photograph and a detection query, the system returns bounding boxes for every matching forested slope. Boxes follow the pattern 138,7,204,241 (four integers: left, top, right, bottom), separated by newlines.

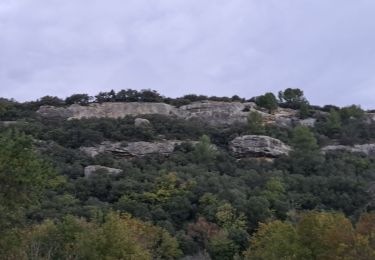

1,88,375,259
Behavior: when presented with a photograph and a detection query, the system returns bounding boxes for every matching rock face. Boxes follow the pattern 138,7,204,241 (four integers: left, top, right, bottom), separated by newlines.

37,101,317,128
38,102,178,120
229,135,292,158
0,121,19,127
298,118,316,127
178,101,257,125
134,118,151,128
84,165,123,178
322,144,375,156
37,101,258,126
37,105,73,118
81,140,195,158
69,102,178,119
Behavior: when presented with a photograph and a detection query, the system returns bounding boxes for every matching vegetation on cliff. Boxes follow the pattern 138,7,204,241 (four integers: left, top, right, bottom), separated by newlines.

0,88,375,259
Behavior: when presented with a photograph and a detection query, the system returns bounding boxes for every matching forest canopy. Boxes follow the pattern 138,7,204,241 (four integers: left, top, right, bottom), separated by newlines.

0,88,374,259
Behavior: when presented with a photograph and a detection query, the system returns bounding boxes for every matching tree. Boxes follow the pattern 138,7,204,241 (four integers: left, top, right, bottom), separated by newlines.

208,231,238,260
291,126,319,151
255,93,278,113
193,135,217,163
323,109,342,136
37,95,65,106
244,221,308,260
298,102,311,119
95,90,116,103
278,88,308,108
297,211,355,259
340,105,364,122
0,131,59,231
65,93,92,105
289,126,324,175
76,212,181,259
247,111,265,134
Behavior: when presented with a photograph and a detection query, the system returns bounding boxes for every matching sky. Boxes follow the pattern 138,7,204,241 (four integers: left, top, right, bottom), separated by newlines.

1,0,375,108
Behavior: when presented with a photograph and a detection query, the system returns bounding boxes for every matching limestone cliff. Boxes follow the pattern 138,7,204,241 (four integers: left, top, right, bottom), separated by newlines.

37,101,316,127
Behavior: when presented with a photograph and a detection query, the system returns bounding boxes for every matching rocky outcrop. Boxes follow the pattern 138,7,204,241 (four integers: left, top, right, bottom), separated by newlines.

229,135,292,158
37,105,73,118
298,118,316,127
37,101,315,128
0,121,19,127
134,118,151,128
38,102,178,120
322,144,375,156
84,165,123,178
81,140,197,158
37,101,258,126
178,101,257,125
69,102,178,119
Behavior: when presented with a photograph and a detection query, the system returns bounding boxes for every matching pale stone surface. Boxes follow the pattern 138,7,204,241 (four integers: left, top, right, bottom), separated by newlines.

67,102,178,119
0,121,19,127
178,101,256,125
37,105,73,118
81,140,198,158
134,118,151,127
84,165,123,178
298,118,316,127
322,144,375,156
36,101,321,127
37,101,258,126
229,135,291,158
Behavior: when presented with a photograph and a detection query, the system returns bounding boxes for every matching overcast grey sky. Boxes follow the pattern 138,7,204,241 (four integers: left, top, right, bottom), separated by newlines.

1,0,375,107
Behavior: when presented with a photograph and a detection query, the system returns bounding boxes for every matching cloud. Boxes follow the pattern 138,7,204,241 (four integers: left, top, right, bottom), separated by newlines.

0,0,375,108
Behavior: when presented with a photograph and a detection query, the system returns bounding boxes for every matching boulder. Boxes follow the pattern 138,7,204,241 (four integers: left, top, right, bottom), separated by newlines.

229,135,291,158
134,118,151,128
84,165,123,178
322,144,375,156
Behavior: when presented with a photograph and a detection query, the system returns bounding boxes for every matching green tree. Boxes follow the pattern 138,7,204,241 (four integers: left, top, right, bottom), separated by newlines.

297,211,355,260
244,221,308,260
193,135,217,163
247,111,265,134
0,131,59,231
208,231,238,260
278,88,308,108
65,93,92,105
340,105,364,122
255,93,278,113
324,109,342,136
289,126,324,175
291,126,319,151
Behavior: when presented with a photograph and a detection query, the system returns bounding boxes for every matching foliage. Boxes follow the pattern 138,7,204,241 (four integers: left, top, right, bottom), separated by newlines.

0,131,60,230
278,88,308,109
247,111,265,134
245,212,375,260
255,92,278,113
1,89,375,259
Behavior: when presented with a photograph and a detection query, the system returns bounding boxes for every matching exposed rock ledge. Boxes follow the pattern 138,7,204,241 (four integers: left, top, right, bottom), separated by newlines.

37,101,257,126
229,135,292,158
81,140,197,158
37,101,316,127
322,144,375,156
84,165,123,178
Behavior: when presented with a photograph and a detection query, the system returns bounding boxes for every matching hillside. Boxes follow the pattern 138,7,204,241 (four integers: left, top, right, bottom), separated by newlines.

1,88,375,259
